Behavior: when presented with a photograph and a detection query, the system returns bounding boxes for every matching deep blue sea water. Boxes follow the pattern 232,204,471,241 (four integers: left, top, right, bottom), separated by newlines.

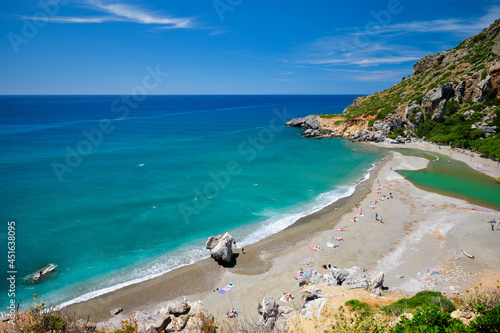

0,95,381,311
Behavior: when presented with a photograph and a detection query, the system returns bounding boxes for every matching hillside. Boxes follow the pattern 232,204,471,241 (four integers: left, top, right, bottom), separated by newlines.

288,19,500,158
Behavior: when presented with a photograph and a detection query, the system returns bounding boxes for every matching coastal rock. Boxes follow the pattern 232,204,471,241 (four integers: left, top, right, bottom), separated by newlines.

262,296,279,320
205,232,234,263
167,297,191,315
258,296,281,332
343,266,367,286
301,266,385,294
146,300,211,333
77,319,97,332
300,287,328,319
285,116,320,130
369,272,385,295
286,116,325,138
110,307,123,316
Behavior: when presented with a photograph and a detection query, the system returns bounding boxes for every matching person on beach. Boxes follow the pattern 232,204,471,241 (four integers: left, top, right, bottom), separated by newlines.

379,216,383,223
227,309,238,318
375,213,378,221
490,219,496,231
241,246,245,254
257,303,263,314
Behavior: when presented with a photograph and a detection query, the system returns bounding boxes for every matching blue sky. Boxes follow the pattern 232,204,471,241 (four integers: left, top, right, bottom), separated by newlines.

1,0,499,94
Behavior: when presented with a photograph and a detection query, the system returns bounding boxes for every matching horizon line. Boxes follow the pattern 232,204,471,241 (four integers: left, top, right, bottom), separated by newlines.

0,93,368,96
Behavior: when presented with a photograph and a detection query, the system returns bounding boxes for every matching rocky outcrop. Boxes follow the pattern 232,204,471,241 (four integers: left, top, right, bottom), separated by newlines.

450,309,478,325
413,53,446,75
110,307,123,316
285,116,326,138
205,232,234,263
300,286,329,319
118,297,215,333
297,266,385,295
287,19,500,149
285,116,320,130
257,296,293,332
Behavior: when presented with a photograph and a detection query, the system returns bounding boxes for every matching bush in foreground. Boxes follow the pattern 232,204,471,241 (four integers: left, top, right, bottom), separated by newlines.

383,291,456,316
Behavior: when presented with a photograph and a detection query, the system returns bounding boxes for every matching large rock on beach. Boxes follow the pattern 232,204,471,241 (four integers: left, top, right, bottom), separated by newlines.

145,299,211,333
205,232,234,262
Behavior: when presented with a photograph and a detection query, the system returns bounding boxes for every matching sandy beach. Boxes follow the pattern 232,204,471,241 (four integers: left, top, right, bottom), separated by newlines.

64,142,500,330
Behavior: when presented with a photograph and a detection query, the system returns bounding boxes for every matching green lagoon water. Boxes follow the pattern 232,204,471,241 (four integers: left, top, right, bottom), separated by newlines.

397,150,500,209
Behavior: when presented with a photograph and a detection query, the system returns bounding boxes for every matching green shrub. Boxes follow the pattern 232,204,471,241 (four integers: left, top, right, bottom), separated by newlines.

384,291,456,316
416,120,437,138
345,299,372,313
445,100,460,116
392,304,467,333
388,128,405,139
332,305,390,332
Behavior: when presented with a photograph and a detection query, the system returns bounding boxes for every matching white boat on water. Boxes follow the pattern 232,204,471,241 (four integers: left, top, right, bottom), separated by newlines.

32,263,57,282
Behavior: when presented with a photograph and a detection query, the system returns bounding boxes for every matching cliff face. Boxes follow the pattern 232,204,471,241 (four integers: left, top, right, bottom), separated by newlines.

287,19,500,154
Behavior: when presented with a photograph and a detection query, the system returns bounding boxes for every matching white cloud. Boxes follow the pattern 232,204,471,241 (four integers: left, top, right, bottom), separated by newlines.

94,2,191,27
27,0,194,29
352,5,500,37
292,5,500,71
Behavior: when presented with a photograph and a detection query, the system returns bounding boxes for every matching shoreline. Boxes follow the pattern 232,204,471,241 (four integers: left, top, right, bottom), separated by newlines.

64,142,500,330
364,140,500,180
63,153,386,322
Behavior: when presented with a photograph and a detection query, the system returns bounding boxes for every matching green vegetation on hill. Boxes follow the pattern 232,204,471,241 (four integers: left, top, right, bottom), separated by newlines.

333,19,500,159
331,284,500,333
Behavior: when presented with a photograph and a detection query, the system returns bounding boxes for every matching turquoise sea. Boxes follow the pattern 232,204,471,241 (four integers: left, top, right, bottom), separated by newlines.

0,95,382,311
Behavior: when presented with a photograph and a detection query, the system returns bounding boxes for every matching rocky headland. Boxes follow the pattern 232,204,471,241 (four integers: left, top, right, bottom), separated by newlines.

286,19,500,159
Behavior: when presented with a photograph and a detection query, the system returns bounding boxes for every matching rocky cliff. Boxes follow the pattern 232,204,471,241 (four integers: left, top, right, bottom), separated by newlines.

287,19,500,157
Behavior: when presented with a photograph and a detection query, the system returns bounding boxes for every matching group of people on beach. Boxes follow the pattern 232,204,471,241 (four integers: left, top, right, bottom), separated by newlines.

233,240,245,254
281,292,294,302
